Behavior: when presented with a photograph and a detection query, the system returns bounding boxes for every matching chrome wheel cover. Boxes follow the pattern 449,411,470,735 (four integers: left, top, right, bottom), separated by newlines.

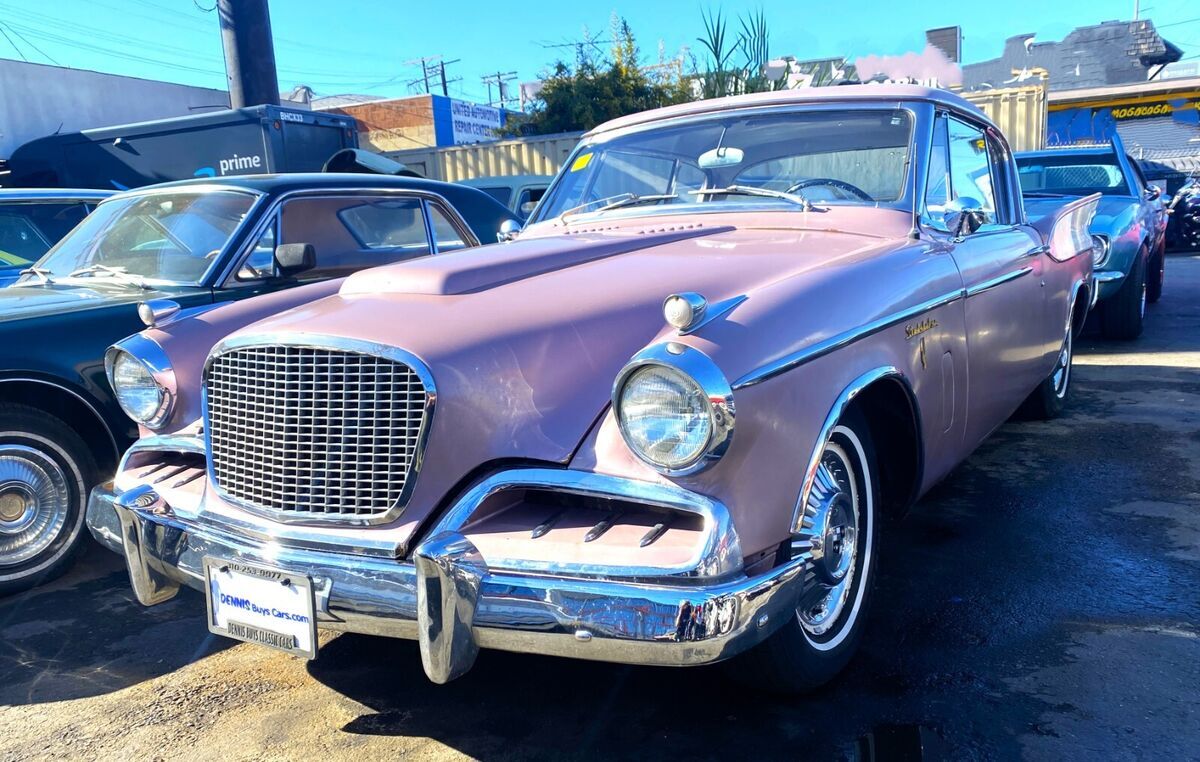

0,445,72,567
1052,327,1072,399
798,441,860,638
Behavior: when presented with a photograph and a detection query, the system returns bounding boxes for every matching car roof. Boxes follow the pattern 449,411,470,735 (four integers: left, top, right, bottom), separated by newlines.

0,188,114,201
126,172,485,196
586,84,992,138
460,175,555,188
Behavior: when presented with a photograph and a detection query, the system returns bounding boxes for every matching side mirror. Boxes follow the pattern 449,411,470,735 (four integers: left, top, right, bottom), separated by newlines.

943,197,986,238
1144,185,1162,202
497,219,522,243
274,243,315,276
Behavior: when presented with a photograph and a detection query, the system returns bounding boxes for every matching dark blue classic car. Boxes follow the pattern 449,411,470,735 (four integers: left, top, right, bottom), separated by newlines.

0,189,112,286
1016,139,1167,340
0,173,517,594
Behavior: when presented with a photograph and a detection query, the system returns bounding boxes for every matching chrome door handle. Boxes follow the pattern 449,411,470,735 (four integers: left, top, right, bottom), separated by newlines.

1024,245,1050,258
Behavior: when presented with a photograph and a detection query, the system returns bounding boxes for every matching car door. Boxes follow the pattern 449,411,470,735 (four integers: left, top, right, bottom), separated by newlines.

219,191,468,298
927,113,1048,448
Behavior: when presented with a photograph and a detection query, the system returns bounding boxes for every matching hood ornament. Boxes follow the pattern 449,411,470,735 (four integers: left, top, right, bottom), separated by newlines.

664,292,748,335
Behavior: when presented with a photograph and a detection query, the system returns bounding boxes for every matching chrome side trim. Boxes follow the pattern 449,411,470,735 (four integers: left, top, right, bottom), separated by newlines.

964,266,1034,298
612,343,736,477
732,289,964,390
430,467,744,579
118,433,206,472
0,377,119,459
104,334,177,430
201,332,437,527
1094,270,1124,283
789,366,915,534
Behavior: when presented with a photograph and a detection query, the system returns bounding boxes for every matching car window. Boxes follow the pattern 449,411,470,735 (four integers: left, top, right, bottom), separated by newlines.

1014,154,1131,196
236,218,277,280
429,204,468,252
238,195,433,281
517,187,546,217
924,115,951,219
0,213,52,266
946,118,998,226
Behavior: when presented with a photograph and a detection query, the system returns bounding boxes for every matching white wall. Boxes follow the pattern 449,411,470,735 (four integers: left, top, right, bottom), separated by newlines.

0,59,230,158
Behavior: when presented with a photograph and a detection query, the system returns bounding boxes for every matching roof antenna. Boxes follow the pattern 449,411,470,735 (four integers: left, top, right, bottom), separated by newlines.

908,136,921,240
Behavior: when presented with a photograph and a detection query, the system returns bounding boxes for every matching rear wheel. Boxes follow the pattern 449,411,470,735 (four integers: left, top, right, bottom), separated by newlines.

1020,313,1073,420
1101,246,1147,341
729,409,879,693
0,404,97,596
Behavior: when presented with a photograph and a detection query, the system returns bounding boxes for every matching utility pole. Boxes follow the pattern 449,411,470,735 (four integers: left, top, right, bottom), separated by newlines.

481,71,517,108
217,0,280,108
405,56,460,96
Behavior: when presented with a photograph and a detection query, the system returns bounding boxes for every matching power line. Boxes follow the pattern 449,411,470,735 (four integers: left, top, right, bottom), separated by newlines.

2,20,58,64
0,24,27,62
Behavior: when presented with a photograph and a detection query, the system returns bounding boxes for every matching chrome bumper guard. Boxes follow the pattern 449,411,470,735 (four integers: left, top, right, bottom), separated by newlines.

87,482,809,683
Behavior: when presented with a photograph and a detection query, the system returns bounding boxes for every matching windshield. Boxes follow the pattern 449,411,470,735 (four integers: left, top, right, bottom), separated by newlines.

535,108,914,221
1015,154,1131,197
23,190,257,287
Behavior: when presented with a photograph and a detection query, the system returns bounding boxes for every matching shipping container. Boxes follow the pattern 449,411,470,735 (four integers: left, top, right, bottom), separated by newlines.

962,85,1047,152
384,133,581,182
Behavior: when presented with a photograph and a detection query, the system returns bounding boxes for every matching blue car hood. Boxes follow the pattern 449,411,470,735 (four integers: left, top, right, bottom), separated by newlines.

0,282,208,322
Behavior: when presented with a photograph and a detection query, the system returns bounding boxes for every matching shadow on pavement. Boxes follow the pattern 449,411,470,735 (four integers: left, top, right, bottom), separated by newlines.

0,545,230,706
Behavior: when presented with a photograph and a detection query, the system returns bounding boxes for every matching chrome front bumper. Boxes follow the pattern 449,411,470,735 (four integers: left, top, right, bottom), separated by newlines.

87,482,808,683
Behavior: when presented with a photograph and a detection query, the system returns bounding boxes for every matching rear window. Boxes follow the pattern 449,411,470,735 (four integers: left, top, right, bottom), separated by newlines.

476,186,512,206
1016,154,1130,196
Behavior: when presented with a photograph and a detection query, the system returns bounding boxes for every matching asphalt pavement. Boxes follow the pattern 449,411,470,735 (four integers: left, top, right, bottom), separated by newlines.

2,255,1198,761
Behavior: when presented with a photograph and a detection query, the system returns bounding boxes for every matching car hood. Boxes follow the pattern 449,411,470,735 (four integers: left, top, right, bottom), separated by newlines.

1024,194,1135,231
224,216,912,550
0,282,207,322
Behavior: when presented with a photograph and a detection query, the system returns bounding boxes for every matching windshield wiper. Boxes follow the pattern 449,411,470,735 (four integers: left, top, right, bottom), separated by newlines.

690,184,818,211
559,192,679,221
66,264,150,289
17,266,56,285
1023,191,1068,198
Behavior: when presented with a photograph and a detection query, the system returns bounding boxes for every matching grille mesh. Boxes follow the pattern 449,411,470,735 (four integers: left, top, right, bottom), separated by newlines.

207,345,429,519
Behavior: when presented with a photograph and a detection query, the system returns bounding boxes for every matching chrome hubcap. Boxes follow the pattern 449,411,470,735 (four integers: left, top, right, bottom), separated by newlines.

0,445,72,567
796,444,860,636
1052,327,1072,399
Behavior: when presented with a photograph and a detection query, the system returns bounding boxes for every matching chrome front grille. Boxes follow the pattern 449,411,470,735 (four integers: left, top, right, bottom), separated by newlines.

206,344,431,521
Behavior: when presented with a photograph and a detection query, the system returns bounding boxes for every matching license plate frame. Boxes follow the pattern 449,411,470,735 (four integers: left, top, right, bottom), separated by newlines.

203,558,317,659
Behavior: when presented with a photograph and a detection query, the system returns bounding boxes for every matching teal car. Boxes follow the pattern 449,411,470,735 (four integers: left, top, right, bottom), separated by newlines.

1016,139,1167,340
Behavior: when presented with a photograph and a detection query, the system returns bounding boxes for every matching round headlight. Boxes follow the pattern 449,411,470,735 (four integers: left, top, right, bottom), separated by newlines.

614,344,734,475
111,351,163,424
1090,234,1109,266
618,365,712,470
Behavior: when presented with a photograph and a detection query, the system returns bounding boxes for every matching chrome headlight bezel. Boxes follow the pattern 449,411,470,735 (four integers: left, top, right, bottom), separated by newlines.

1090,234,1110,267
104,334,176,429
611,343,735,476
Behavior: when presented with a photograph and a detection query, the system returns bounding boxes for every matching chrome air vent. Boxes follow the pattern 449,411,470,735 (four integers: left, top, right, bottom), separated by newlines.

205,338,434,524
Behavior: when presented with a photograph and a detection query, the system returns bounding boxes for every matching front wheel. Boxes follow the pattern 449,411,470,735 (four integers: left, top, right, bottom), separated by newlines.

728,409,879,693
1146,244,1164,304
1101,247,1147,340
0,403,97,596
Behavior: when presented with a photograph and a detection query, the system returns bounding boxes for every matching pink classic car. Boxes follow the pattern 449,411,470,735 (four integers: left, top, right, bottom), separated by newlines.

87,86,1098,692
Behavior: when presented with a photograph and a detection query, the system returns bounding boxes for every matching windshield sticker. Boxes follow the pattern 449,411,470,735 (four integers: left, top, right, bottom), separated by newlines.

570,153,593,172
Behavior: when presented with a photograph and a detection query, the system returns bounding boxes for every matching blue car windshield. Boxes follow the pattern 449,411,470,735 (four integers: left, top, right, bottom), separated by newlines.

23,190,256,287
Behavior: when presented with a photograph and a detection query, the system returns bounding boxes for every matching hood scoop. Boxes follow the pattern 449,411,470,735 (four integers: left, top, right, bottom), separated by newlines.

340,225,730,297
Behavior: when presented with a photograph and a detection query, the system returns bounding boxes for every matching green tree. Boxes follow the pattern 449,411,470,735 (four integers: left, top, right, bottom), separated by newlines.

499,17,692,137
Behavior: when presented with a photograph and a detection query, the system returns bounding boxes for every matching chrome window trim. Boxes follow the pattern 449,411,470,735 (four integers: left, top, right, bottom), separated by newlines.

215,187,480,287
201,332,437,527
612,343,735,477
732,287,965,389
104,333,177,430
789,366,918,535
430,467,743,579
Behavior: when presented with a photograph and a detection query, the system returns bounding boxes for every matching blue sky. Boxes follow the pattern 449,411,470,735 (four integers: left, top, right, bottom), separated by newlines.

0,0,1196,105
